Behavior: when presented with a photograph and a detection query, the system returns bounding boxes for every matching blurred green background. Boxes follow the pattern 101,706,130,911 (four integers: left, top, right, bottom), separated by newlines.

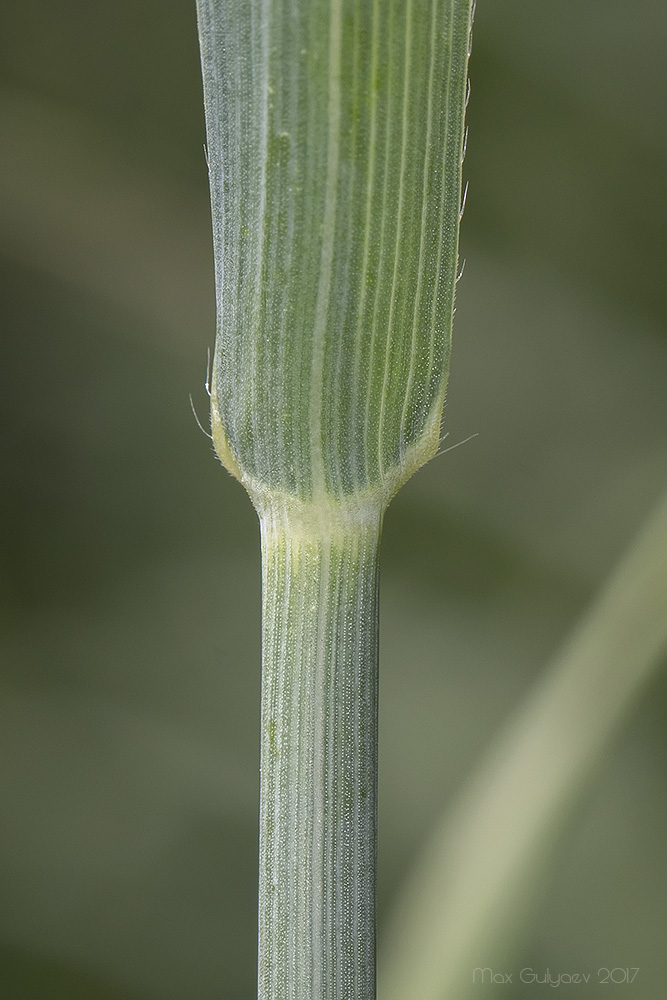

1,2,666,997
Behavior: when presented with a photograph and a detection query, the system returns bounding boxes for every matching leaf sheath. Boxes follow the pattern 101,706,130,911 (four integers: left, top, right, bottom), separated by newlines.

197,0,473,507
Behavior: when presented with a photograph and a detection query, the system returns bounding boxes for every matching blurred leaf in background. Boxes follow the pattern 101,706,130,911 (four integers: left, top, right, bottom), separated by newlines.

1,2,666,998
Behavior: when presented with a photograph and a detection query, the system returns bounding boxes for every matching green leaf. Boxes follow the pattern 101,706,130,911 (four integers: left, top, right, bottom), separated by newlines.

197,0,473,516
379,488,667,1000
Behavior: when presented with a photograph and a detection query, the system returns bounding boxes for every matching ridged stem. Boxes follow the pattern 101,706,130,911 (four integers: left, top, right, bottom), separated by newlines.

258,505,382,1000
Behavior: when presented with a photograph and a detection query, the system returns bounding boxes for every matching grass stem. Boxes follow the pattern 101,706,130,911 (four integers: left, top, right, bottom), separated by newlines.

258,507,382,1000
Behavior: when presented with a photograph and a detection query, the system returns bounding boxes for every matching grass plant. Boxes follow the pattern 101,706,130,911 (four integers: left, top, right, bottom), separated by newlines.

379,487,667,999
1,3,666,998
196,3,667,999
196,1,473,996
